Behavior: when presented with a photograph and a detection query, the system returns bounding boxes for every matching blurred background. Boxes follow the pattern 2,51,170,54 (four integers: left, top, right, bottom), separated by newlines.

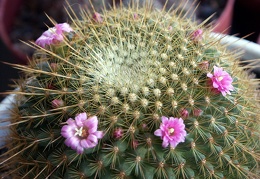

0,0,259,101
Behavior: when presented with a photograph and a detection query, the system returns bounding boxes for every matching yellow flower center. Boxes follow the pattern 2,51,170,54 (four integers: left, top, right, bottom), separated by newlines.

218,76,223,81
75,127,88,137
168,128,175,135
49,27,57,34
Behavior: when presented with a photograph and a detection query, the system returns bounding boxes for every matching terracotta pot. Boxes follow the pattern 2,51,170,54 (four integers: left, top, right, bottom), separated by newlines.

0,0,27,64
213,0,260,44
213,0,235,34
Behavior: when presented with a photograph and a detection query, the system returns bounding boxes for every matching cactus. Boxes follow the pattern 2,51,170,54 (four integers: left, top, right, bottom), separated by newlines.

1,1,260,178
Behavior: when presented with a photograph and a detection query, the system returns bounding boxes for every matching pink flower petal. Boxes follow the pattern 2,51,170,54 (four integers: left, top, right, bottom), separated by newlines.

61,125,75,138
87,134,98,144
161,116,168,123
212,81,219,88
94,131,104,139
75,113,87,127
169,140,178,148
56,23,73,32
65,137,80,150
76,146,84,154
81,139,91,148
207,73,213,78
84,116,98,133
154,129,162,137
67,118,75,125
64,138,71,147
72,137,81,149
35,23,73,47
162,136,169,148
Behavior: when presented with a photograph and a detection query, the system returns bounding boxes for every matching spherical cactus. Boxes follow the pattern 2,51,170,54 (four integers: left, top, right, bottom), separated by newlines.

1,1,260,179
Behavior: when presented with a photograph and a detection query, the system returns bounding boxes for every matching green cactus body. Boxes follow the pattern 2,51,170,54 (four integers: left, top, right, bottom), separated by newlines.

1,1,260,179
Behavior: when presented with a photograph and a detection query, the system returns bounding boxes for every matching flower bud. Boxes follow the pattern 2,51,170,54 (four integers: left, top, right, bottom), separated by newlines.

180,108,189,119
113,128,123,139
93,12,103,23
191,29,203,41
198,61,209,70
193,108,203,116
51,99,64,108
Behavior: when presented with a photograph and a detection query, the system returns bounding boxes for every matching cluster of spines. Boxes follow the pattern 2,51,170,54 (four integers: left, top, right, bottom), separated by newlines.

1,1,259,179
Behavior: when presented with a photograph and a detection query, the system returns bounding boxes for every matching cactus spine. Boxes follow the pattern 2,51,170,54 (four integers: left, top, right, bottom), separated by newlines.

1,1,260,178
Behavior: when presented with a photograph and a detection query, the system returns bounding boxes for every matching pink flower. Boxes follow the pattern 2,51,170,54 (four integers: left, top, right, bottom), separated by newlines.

51,99,64,108
207,66,234,96
35,23,73,47
154,116,187,148
191,29,203,41
61,113,103,154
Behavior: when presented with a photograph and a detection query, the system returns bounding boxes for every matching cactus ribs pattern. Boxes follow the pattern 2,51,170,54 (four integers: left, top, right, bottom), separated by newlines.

1,1,259,179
